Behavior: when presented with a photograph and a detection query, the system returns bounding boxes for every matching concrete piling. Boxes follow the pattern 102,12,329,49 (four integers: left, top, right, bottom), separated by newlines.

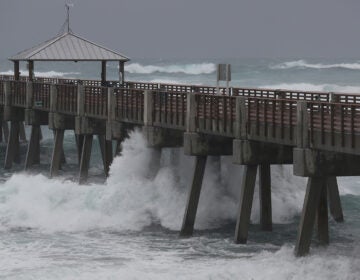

180,155,207,237
327,177,344,222
317,181,329,245
234,165,258,244
50,129,65,177
79,134,93,184
24,125,41,169
4,121,20,169
295,177,324,257
259,164,272,231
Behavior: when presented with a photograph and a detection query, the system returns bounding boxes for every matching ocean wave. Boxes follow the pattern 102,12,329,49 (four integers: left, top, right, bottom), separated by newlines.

270,60,360,70
0,69,80,78
263,82,360,93
0,130,313,233
125,63,216,75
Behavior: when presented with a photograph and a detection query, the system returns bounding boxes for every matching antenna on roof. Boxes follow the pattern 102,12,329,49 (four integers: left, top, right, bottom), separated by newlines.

58,2,74,35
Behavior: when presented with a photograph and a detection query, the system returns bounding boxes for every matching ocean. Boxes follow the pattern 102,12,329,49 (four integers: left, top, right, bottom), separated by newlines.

0,58,360,279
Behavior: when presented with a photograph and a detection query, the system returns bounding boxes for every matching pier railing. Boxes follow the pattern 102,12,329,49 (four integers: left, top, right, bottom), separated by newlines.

56,84,78,115
152,91,187,130
196,94,236,137
247,98,298,145
84,86,108,119
2,75,360,155
32,82,51,111
115,88,144,124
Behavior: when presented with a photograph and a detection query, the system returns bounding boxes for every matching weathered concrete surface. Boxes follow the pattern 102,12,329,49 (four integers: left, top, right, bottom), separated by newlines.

25,109,48,126
233,140,293,165
49,113,74,130
293,148,360,177
180,155,207,237
184,132,232,156
75,117,105,135
259,164,272,231
295,177,325,257
234,165,258,244
143,126,183,148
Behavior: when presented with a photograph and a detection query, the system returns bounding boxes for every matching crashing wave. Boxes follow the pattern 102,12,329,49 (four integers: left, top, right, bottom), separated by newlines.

270,60,360,70
125,63,216,75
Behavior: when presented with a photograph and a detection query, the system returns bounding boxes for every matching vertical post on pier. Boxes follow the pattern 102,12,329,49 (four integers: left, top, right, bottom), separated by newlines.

144,90,154,126
327,93,344,223
327,177,344,222
296,101,309,149
144,90,162,178
4,81,21,169
186,92,196,132
79,134,93,184
50,129,65,177
14,61,20,81
180,155,207,236
234,165,258,244
28,60,34,82
98,135,113,177
2,121,9,143
235,97,247,139
295,177,325,256
317,180,329,245
49,85,66,176
180,93,208,236
75,134,84,165
108,88,116,122
25,125,41,170
77,84,85,116
119,61,125,85
101,60,107,85
25,82,41,170
259,164,272,231
4,121,20,169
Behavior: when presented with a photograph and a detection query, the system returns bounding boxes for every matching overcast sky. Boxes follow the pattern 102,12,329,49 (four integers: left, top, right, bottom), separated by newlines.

1,0,360,59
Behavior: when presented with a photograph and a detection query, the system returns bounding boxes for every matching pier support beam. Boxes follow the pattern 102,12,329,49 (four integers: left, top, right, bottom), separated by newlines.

24,125,41,169
1,121,9,143
327,177,344,222
50,129,65,177
4,121,20,169
79,135,93,184
295,177,327,257
259,164,272,231
317,182,329,245
180,155,207,237
234,165,258,244
98,135,113,177
75,134,84,165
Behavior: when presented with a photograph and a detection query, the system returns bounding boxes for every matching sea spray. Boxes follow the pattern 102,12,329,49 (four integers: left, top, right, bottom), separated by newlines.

0,130,314,233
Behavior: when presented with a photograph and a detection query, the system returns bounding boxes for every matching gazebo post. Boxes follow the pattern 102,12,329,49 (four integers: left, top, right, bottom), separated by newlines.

14,61,20,80
101,60,107,86
28,60,34,81
119,61,125,85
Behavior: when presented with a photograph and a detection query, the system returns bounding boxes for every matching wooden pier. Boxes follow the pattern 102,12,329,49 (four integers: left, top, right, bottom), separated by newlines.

1,74,358,256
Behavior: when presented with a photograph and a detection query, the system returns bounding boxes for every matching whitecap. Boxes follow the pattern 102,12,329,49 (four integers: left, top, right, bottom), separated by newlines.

125,63,216,75
270,60,360,70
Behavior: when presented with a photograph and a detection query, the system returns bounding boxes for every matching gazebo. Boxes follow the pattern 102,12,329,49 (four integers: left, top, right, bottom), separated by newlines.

9,6,130,84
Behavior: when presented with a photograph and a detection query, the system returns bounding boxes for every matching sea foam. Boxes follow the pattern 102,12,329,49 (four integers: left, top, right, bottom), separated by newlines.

270,60,360,70
125,63,216,75
0,69,80,78
0,130,311,233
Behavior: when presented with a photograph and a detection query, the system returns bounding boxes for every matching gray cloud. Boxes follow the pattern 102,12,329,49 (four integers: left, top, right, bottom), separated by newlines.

1,0,360,59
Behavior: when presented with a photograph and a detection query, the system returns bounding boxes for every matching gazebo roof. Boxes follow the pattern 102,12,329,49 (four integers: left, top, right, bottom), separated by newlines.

9,31,130,62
